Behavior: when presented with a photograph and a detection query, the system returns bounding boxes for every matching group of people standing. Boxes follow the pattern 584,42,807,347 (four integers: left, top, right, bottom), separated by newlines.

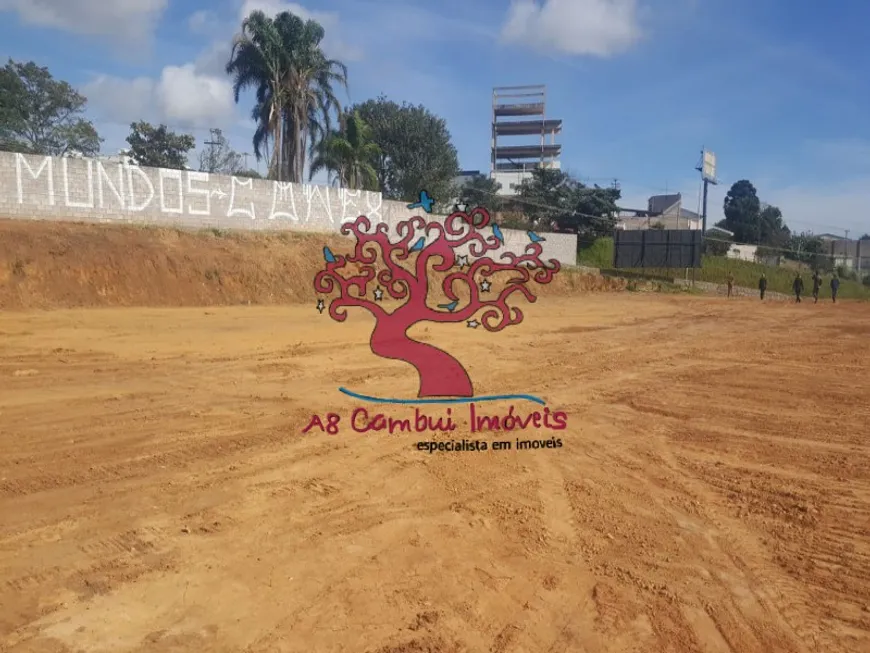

724,271,840,303
789,271,839,303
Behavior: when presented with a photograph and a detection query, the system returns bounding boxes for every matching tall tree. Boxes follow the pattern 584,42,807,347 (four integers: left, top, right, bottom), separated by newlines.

198,128,244,174
0,59,102,156
455,174,503,213
226,9,347,183
563,182,621,239
309,110,380,190
351,95,459,204
719,180,761,243
514,168,573,226
514,168,619,238
126,121,195,169
758,204,791,248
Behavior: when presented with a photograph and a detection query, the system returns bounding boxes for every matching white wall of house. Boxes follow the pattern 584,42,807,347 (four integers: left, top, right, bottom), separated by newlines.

616,215,702,230
727,244,758,262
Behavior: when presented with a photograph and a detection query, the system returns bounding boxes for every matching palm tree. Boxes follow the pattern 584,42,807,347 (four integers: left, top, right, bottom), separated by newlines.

226,10,347,183
226,11,285,180
309,111,380,190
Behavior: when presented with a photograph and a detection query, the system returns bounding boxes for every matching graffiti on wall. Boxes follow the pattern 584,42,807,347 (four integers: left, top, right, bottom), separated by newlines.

9,153,383,225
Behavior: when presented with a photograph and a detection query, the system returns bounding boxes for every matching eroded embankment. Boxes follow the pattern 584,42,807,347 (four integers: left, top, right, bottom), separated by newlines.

0,219,625,310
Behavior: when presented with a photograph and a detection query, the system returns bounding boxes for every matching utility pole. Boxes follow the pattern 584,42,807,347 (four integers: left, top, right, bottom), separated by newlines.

845,229,851,272
204,128,221,172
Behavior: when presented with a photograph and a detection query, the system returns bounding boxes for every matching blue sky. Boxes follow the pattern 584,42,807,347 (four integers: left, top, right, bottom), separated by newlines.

1,0,869,236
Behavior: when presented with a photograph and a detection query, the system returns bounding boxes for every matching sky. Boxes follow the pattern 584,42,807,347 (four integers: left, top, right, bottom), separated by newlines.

1,0,869,237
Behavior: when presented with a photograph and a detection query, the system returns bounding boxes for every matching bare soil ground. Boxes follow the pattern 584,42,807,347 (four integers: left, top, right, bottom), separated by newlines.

0,219,622,310
2,292,869,653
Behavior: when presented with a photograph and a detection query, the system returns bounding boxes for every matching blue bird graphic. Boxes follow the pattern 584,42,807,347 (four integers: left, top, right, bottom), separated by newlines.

407,190,435,213
527,231,546,243
491,223,504,243
437,299,459,312
323,246,336,263
409,237,425,252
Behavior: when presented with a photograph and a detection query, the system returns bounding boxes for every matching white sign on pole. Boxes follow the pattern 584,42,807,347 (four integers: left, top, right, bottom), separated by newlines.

702,150,717,182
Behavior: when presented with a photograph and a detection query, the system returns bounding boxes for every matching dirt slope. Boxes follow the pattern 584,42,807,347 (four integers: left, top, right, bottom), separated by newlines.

2,294,869,652
0,219,623,310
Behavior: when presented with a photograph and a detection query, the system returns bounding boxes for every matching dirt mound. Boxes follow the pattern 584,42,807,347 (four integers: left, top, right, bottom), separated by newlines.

0,219,624,310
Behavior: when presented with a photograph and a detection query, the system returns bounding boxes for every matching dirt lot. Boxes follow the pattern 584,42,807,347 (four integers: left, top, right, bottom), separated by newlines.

2,292,869,653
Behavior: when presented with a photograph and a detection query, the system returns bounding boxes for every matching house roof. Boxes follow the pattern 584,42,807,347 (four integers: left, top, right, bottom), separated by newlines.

646,194,700,221
706,225,734,236
648,194,682,214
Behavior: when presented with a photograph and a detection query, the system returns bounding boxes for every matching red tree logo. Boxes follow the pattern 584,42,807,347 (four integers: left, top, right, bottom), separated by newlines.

314,207,560,398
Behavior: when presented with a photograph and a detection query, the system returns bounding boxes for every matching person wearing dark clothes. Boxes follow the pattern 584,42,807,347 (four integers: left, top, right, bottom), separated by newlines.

812,271,822,303
793,273,804,303
726,272,735,298
759,273,767,300
831,275,840,303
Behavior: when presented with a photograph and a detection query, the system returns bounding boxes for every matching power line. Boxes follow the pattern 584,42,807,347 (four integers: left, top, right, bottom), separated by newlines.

468,185,866,265
565,168,866,236
89,114,867,236
91,114,865,235
478,175,867,238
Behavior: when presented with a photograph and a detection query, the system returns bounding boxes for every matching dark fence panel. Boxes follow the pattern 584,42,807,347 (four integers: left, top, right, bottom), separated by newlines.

613,229,703,269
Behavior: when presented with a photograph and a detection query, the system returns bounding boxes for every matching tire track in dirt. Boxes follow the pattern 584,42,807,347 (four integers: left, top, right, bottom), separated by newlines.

3,297,870,651
649,445,813,653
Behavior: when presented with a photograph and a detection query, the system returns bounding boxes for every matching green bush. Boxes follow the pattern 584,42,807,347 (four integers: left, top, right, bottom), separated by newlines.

577,237,613,268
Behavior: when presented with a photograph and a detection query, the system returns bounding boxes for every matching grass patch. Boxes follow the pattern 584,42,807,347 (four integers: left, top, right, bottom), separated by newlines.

577,237,614,268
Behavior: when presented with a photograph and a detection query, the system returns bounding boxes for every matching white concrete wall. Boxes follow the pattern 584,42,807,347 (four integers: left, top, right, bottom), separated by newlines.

0,151,578,266
727,244,758,262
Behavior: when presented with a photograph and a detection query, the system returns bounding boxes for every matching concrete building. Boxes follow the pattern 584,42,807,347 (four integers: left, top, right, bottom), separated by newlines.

825,238,869,273
616,193,702,230
490,85,561,196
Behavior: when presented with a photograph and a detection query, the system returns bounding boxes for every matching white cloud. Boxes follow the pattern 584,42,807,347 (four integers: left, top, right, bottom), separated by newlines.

188,9,220,35
238,0,363,61
83,64,236,130
194,39,233,78
0,0,167,46
500,0,642,57
159,65,236,125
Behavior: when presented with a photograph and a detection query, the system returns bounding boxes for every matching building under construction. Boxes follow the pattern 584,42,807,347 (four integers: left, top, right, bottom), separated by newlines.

491,85,561,196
